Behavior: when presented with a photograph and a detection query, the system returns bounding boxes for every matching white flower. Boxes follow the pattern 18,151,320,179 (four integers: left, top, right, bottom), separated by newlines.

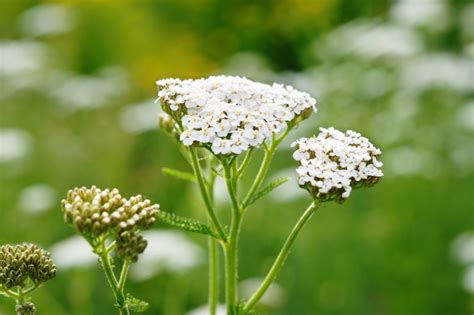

292,127,383,202
156,76,316,155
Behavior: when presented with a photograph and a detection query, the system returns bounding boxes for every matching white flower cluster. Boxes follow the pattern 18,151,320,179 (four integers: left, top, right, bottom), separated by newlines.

292,127,383,202
156,76,316,155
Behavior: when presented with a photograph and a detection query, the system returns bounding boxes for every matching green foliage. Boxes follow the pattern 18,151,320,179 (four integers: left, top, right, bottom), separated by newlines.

162,168,197,183
157,210,217,238
247,177,289,206
126,294,149,313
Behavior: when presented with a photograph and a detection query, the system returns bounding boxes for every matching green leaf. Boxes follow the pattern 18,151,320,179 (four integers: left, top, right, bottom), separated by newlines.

157,210,217,238
126,294,149,312
162,167,196,183
248,177,289,206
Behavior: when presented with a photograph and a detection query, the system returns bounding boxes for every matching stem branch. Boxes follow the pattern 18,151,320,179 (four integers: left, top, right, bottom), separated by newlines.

243,201,319,313
189,147,227,241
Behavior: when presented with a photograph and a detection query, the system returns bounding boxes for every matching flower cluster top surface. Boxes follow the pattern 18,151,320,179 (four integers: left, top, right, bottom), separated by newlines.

156,75,317,155
292,127,383,202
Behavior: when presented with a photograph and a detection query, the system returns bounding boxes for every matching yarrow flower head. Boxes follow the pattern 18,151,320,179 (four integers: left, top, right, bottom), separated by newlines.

61,186,159,262
0,243,56,289
292,127,383,202
156,76,317,155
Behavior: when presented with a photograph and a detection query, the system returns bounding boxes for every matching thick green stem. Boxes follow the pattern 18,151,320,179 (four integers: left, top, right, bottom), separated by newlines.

243,201,319,313
189,147,227,241
223,161,242,314
207,161,219,315
208,238,219,315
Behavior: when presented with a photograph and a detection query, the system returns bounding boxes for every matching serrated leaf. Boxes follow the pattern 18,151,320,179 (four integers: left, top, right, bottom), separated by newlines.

248,177,289,206
157,210,217,238
126,294,149,312
162,167,196,183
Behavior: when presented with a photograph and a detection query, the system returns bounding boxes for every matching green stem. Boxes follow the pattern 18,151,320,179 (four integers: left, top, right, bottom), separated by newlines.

99,241,130,315
241,146,275,211
223,161,242,314
207,161,219,315
189,147,227,241
22,284,38,295
0,285,19,299
241,127,293,211
236,148,254,181
118,260,130,294
208,237,219,315
243,201,319,313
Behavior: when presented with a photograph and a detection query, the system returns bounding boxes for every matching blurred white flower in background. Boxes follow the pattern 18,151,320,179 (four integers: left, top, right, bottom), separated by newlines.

19,4,76,37
51,67,128,111
186,304,226,315
0,128,32,163
239,278,285,308
221,52,275,82
119,99,158,134
390,0,450,32
314,21,422,61
452,232,474,266
18,184,57,213
129,231,203,281
456,101,474,132
0,41,47,96
452,232,474,294
463,266,474,293
383,146,439,178
401,54,474,93
50,235,96,270
0,41,46,77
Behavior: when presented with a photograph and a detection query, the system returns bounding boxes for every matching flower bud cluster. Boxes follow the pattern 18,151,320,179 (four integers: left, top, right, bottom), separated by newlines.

61,186,159,261
16,302,36,315
156,76,317,155
116,232,147,263
292,127,383,202
0,243,56,289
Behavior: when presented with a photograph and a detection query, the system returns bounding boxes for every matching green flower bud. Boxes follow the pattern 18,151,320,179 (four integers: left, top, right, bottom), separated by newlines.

116,231,148,263
62,186,159,262
62,187,159,236
0,243,56,289
61,186,124,237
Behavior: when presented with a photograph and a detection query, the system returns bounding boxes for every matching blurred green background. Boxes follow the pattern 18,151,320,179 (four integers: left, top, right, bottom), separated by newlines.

1,0,473,314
